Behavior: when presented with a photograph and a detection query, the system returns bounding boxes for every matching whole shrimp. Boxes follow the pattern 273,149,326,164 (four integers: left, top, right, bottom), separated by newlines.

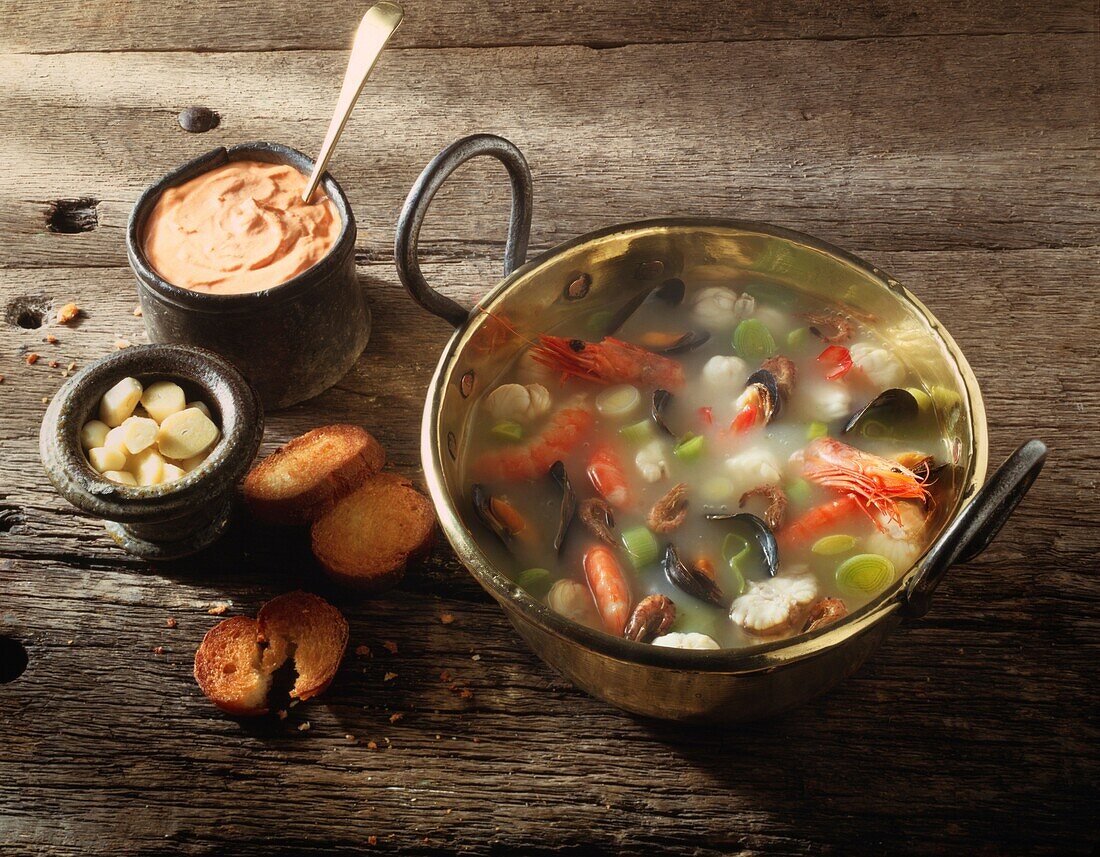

530,335,684,390
795,437,929,524
583,545,632,635
477,407,593,481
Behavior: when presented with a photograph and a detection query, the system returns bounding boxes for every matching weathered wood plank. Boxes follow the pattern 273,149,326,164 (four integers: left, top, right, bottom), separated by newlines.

0,34,1096,272
1,0,1094,54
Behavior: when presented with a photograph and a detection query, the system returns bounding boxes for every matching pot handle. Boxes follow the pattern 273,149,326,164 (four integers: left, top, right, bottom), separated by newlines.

395,134,533,328
902,439,1047,618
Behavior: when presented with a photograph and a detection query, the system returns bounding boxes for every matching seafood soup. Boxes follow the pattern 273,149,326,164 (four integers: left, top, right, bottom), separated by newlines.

463,276,952,650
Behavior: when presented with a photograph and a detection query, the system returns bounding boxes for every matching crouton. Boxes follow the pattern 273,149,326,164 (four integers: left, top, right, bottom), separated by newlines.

193,592,348,716
242,425,385,525
257,590,349,702
193,616,272,716
311,473,436,592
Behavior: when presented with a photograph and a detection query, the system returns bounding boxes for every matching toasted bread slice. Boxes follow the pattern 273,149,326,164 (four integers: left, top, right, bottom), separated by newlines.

193,592,348,715
242,425,386,525
257,590,349,702
193,616,272,716
311,472,436,591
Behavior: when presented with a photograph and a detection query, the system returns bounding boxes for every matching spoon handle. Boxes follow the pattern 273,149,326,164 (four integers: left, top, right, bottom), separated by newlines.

302,2,404,203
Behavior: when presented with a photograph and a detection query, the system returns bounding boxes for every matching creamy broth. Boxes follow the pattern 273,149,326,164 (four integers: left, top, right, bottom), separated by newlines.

463,276,949,650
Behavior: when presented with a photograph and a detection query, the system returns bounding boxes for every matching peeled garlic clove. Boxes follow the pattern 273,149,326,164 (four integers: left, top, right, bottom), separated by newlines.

186,400,211,419
140,381,186,423
129,448,165,486
157,407,219,460
120,416,159,455
161,463,187,483
179,452,209,472
102,470,137,486
79,420,110,451
88,446,126,473
99,377,143,427
102,425,129,453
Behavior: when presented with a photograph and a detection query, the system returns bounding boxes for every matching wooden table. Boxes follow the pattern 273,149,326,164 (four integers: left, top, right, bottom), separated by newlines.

1,2,1097,853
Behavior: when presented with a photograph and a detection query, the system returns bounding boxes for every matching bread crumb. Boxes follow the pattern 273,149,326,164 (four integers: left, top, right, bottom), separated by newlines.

383,671,397,682
26,353,39,365
276,710,288,720
367,740,378,750
368,836,377,846
165,617,178,628
57,303,79,324
114,339,130,350
66,639,74,645
45,334,58,344
439,669,452,682
389,712,405,724
459,688,473,699
207,603,228,615
0,375,4,384
67,362,76,371
41,397,49,404
355,644,372,658
298,721,310,732
471,654,481,661
133,306,143,317
472,736,481,743
381,640,398,655
48,360,59,368
440,613,455,625
345,734,357,743
152,646,165,655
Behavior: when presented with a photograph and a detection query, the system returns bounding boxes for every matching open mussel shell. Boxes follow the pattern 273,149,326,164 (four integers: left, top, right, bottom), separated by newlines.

744,369,781,423
704,512,780,578
548,460,576,553
605,277,686,335
656,329,711,355
843,387,919,435
652,388,676,436
662,543,725,607
471,483,513,547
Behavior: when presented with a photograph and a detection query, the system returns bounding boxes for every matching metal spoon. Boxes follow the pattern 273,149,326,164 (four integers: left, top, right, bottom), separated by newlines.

302,2,404,203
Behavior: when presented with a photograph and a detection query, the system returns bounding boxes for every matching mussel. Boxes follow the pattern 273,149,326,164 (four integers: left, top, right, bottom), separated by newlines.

605,277,687,335
652,388,677,436
548,460,576,553
653,329,710,355
843,387,919,435
760,355,796,401
663,543,725,607
742,369,781,424
472,483,526,548
704,512,780,578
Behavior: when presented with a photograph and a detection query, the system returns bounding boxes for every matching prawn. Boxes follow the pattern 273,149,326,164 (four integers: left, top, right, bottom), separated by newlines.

583,545,632,635
587,445,632,509
530,335,684,390
477,407,593,481
796,437,929,524
778,494,866,552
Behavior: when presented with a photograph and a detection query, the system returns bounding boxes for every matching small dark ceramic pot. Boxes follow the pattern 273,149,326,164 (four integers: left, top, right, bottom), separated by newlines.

40,344,264,560
126,142,369,410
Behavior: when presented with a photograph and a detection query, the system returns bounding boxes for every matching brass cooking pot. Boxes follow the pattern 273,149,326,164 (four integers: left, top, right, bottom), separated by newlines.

395,134,1047,722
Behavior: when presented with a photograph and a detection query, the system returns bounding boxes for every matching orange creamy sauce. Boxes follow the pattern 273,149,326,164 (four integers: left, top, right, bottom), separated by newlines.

143,160,341,295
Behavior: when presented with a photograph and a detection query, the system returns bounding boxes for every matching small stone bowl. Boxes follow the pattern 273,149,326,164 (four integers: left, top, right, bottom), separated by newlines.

39,344,263,560
126,142,370,410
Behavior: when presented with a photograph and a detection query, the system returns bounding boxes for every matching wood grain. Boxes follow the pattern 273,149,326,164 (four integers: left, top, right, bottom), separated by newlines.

2,0,1094,54
1,1,1097,854
1,33,1097,275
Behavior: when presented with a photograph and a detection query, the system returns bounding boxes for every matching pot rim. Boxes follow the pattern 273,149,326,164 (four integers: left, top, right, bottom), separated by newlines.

422,216,990,673
125,141,356,313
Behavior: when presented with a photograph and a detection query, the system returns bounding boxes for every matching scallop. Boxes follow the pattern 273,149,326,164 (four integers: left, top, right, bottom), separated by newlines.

850,342,906,388
652,632,721,650
729,573,818,636
724,447,782,495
